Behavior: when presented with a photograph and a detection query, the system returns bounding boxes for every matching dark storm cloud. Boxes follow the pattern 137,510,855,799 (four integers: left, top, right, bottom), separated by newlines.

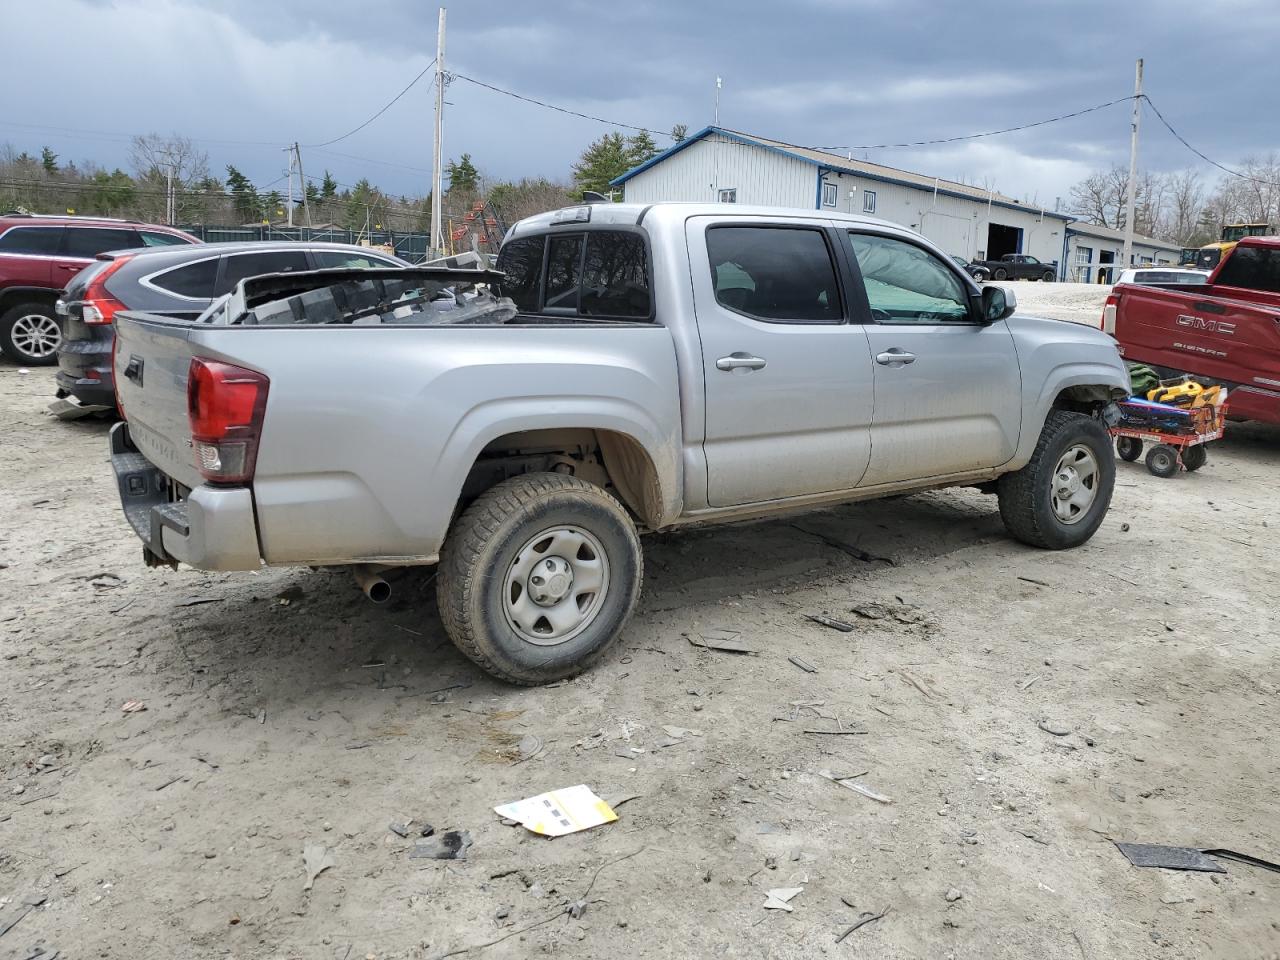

4,0,1277,203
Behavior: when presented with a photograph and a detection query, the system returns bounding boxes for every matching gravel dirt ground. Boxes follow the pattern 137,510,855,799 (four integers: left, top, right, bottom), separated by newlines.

2,295,1278,959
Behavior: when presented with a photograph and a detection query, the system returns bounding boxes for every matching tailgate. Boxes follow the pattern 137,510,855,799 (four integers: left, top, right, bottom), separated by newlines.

112,312,205,490
1114,284,1280,387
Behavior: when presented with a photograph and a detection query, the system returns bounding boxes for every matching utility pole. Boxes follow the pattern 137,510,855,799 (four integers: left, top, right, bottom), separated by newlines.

1122,57,1143,270
294,143,312,229
430,7,447,258
284,145,295,227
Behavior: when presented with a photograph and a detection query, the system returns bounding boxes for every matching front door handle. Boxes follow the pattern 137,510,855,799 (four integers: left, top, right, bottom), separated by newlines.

717,353,767,372
875,349,916,366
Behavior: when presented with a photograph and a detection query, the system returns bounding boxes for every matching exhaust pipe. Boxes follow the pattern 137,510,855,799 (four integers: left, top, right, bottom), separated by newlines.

353,566,392,604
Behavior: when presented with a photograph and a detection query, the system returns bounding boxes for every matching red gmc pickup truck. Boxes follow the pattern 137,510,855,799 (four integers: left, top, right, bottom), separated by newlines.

1103,236,1280,424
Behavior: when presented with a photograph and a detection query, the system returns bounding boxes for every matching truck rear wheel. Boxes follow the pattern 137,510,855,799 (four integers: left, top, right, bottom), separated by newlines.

437,473,642,685
997,410,1115,549
1041,270,1055,282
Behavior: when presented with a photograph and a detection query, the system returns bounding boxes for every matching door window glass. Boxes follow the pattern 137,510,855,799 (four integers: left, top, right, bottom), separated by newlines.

215,250,309,295
847,233,971,324
0,226,63,254
544,234,582,311
153,258,219,298
311,250,400,269
62,228,138,258
140,230,192,247
706,226,841,323
495,235,545,311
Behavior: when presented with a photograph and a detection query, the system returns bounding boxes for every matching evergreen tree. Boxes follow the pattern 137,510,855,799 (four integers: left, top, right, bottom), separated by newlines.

670,124,688,143
320,170,337,199
626,132,658,167
571,133,630,197
225,164,261,223
446,154,480,196
40,146,58,175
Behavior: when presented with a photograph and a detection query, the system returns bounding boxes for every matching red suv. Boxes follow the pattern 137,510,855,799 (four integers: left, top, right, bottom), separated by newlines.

0,214,198,365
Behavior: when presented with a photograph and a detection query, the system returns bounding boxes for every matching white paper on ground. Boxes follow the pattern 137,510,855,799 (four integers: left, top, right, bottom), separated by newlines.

493,784,618,837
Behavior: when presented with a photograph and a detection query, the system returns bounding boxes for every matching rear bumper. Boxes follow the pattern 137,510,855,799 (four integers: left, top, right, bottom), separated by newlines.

109,421,262,570
56,324,114,407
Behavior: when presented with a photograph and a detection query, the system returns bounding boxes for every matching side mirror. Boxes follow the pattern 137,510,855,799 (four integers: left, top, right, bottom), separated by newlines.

981,285,1016,323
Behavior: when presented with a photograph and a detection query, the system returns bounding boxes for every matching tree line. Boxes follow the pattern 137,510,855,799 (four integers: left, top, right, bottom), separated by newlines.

1067,154,1280,247
0,127,673,235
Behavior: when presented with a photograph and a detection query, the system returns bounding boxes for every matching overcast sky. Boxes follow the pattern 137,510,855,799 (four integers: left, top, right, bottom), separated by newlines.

4,0,1277,209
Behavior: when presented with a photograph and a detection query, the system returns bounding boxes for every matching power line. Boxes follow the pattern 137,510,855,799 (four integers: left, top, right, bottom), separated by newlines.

819,96,1138,151
451,72,668,137
1141,95,1280,187
303,59,436,148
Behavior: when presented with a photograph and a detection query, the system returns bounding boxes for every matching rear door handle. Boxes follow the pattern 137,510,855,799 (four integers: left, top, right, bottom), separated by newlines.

875,349,916,366
717,353,767,372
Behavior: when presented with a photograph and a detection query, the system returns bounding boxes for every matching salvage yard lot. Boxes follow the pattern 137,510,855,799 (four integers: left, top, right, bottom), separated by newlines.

2,342,1278,958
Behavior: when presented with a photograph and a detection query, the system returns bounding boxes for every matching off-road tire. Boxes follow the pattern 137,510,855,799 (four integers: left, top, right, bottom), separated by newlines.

0,301,62,365
1146,444,1179,478
1181,444,1207,472
998,410,1115,549
1116,436,1143,462
437,473,642,685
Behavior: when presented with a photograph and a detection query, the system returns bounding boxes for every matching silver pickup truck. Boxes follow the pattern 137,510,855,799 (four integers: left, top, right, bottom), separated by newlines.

110,202,1129,684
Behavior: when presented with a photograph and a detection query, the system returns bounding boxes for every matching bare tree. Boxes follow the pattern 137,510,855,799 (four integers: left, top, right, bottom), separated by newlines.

128,133,211,223
1165,169,1207,245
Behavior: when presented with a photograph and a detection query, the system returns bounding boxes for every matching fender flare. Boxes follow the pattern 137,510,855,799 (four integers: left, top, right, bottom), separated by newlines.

0,286,59,314
434,396,683,528
1010,362,1129,468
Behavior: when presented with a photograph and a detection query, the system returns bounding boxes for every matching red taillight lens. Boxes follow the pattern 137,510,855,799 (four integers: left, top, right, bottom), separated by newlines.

187,358,270,484
82,255,133,325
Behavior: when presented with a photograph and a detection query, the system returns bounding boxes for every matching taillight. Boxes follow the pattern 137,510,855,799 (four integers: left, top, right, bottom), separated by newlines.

82,255,133,325
187,358,270,485
1101,293,1119,335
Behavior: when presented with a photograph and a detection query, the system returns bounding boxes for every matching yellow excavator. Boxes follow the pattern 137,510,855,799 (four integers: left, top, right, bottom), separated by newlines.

1192,223,1275,270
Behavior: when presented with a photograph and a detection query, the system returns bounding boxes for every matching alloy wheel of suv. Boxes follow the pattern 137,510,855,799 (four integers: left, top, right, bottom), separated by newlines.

1,303,63,365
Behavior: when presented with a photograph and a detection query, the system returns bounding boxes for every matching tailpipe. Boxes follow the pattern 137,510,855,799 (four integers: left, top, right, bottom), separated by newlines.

353,566,392,604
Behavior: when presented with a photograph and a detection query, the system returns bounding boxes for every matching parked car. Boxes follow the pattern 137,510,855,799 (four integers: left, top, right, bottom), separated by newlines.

109,202,1128,685
0,213,197,365
1104,235,1280,425
970,253,1058,282
1112,267,1210,286
951,255,990,281
56,242,408,408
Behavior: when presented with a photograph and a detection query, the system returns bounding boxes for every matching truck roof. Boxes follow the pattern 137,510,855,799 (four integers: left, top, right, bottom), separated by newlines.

508,202,905,237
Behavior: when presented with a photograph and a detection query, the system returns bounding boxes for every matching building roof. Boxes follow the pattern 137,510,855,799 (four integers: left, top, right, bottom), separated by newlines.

612,125,1072,221
1063,220,1181,251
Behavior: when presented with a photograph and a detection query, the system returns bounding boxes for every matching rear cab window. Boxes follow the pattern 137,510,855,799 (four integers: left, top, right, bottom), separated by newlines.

495,229,651,320
1216,245,1280,293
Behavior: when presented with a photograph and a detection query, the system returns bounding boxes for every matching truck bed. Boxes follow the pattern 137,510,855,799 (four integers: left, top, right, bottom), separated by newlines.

112,308,680,569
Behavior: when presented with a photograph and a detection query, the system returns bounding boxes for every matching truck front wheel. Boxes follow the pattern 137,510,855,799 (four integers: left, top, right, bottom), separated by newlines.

993,268,1009,280
437,473,642,685
997,410,1115,549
